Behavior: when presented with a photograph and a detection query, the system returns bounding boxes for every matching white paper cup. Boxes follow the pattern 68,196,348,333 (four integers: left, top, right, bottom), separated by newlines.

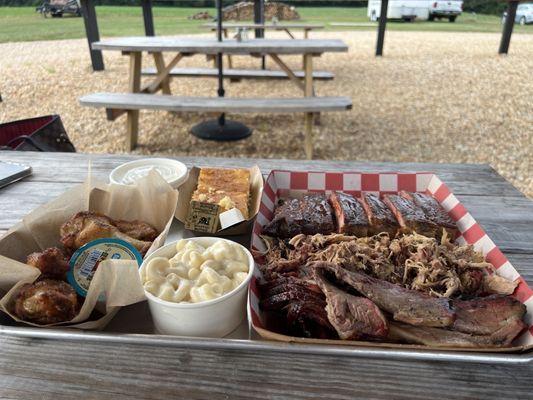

109,158,188,189
140,237,254,337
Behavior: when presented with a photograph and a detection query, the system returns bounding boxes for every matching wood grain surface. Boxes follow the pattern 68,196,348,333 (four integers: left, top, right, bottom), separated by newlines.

141,67,335,80
91,37,349,55
0,151,531,400
202,23,325,30
79,93,352,113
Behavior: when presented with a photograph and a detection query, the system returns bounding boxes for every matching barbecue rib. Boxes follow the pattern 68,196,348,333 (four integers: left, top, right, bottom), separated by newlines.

388,319,526,348
313,262,456,327
262,194,335,238
400,191,458,240
452,295,526,335
328,192,369,237
314,268,388,340
383,194,437,237
359,193,400,236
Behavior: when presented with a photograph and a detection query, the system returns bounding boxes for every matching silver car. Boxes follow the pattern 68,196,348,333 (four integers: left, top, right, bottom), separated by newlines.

502,3,533,25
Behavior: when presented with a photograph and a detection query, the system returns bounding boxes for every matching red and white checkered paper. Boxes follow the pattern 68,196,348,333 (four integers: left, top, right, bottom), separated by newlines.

249,170,533,348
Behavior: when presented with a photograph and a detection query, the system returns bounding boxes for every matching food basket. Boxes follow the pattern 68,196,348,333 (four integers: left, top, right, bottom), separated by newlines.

248,170,533,353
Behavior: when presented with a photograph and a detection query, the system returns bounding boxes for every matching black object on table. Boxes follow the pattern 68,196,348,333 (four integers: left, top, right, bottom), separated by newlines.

190,0,252,141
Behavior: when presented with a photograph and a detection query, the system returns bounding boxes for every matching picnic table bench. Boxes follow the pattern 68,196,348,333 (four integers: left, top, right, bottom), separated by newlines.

80,37,351,158
0,151,532,399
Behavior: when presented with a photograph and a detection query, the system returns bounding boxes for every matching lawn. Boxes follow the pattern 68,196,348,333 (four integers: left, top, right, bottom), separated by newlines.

0,6,531,43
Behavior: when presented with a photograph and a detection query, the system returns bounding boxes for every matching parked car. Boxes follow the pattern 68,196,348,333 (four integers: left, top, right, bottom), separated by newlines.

502,3,533,25
36,0,81,18
428,1,463,22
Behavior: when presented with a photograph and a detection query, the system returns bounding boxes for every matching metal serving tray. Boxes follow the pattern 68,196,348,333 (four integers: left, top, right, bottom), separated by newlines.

1,221,532,365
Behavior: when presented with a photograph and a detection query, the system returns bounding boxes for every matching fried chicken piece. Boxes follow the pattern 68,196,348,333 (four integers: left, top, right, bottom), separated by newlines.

26,247,70,279
114,219,159,242
15,279,78,325
60,211,157,255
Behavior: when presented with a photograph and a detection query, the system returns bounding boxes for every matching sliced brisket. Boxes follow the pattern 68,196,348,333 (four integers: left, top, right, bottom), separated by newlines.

388,319,526,348
313,262,455,328
314,269,388,340
452,295,527,335
328,192,369,237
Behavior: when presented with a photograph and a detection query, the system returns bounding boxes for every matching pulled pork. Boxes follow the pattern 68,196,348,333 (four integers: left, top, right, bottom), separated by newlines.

261,231,516,299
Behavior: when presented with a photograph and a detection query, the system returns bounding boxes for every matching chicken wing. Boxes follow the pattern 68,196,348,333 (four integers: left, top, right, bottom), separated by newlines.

60,211,157,255
15,279,78,325
26,247,70,279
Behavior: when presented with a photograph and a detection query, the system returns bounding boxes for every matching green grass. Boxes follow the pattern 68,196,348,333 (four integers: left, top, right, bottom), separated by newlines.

0,6,531,43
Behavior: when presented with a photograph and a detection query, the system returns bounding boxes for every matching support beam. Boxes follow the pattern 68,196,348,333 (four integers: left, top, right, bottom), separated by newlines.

80,0,104,71
126,52,142,151
254,0,266,69
141,0,155,36
376,0,389,57
499,0,519,54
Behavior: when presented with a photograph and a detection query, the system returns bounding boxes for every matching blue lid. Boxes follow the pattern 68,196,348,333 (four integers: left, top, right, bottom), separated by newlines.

67,238,143,297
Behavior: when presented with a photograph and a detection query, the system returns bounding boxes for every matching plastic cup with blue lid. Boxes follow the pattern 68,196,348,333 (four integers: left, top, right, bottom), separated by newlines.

67,238,143,297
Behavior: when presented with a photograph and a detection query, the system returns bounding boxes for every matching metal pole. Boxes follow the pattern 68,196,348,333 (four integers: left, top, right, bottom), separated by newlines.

254,0,266,69
80,0,104,71
217,0,225,127
141,0,155,36
499,0,519,54
376,0,389,57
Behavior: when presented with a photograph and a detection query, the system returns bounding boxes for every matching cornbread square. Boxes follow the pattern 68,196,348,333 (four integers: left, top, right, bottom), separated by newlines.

191,168,250,219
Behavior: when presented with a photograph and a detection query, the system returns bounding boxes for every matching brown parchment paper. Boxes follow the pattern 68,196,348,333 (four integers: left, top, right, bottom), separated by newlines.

175,165,263,236
0,170,179,329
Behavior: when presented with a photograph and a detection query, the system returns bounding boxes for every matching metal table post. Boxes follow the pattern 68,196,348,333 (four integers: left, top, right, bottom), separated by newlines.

376,0,389,57
499,0,519,54
80,0,104,71
190,0,252,141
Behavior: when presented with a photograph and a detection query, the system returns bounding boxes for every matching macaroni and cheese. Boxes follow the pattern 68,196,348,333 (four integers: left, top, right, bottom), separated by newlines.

142,239,249,304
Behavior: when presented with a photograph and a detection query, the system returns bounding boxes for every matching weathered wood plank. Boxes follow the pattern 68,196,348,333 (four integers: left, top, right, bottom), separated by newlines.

0,156,523,200
203,23,325,30
79,93,353,113
91,37,349,55
0,152,524,197
141,67,334,80
0,335,531,400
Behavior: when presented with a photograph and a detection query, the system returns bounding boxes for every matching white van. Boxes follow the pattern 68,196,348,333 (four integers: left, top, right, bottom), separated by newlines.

368,0,463,22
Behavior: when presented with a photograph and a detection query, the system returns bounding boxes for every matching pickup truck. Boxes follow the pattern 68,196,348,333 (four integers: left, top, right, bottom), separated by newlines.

428,0,463,22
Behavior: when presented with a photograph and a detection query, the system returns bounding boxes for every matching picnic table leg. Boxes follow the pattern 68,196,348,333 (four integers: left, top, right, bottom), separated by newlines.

499,1,519,54
304,54,314,160
223,28,233,69
152,52,171,94
80,0,104,71
126,52,142,151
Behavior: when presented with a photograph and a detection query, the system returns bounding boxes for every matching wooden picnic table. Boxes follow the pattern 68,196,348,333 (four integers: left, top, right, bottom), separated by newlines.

203,22,325,69
203,22,325,39
0,151,532,399
83,37,350,158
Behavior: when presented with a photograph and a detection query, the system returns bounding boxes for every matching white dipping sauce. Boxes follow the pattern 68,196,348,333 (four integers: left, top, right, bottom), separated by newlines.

122,165,178,185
